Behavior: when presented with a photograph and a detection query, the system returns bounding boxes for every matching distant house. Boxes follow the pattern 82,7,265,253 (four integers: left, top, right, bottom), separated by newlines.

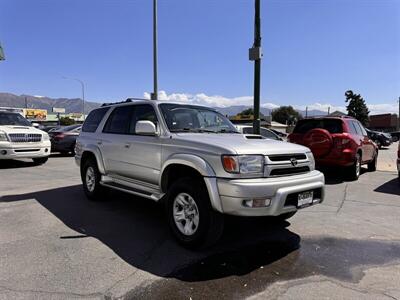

328,111,347,117
369,114,398,132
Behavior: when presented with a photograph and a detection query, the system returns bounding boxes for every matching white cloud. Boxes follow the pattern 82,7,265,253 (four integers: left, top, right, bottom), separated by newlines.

144,91,398,115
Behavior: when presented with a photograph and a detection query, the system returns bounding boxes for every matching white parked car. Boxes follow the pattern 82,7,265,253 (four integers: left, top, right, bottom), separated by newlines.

0,111,51,164
235,124,284,141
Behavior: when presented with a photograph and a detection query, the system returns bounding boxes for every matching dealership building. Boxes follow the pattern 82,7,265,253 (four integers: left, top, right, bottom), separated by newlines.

369,113,399,132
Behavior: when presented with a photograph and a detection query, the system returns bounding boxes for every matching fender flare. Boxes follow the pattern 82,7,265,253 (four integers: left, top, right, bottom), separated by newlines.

160,154,223,212
81,145,106,175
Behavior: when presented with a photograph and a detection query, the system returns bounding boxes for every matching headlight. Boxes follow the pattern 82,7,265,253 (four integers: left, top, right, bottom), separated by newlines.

222,155,264,174
0,131,8,142
42,133,50,141
306,151,315,171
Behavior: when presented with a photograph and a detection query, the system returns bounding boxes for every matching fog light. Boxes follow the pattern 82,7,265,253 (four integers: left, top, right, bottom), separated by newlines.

0,150,7,155
45,148,49,153
243,198,271,208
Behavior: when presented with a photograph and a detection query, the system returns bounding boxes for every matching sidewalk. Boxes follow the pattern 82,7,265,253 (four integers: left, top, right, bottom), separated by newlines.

377,142,398,172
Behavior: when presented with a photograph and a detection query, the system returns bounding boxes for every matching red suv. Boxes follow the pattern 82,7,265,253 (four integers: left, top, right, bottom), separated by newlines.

288,117,378,180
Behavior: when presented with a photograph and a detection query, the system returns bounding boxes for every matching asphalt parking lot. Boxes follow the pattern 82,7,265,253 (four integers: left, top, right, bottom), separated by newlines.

0,145,399,300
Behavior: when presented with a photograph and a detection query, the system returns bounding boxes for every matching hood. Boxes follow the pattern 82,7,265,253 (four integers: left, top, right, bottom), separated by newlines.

0,125,46,135
174,133,310,155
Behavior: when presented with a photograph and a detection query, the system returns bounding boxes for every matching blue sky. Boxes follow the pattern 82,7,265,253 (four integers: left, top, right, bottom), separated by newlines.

0,0,399,113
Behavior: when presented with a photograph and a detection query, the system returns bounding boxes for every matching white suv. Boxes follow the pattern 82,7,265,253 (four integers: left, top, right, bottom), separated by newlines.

76,100,325,248
0,111,51,164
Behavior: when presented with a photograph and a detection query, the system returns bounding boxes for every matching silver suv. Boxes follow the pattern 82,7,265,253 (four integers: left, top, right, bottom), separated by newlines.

75,99,325,248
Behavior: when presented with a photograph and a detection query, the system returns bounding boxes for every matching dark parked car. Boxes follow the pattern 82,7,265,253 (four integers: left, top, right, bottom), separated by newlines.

288,116,378,180
390,131,400,142
49,124,81,155
365,129,392,149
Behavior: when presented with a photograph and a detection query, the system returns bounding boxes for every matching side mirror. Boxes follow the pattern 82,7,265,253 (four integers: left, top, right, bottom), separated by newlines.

135,120,157,136
31,122,40,128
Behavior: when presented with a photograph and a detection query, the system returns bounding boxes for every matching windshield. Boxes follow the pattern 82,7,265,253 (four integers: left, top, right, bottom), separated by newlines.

0,112,32,126
159,104,239,133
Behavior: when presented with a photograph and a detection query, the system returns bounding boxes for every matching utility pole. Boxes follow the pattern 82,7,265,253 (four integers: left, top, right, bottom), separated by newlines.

62,76,85,120
249,0,262,134
305,106,308,118
151,0,158,100
25,97,28,109
327,106,330,115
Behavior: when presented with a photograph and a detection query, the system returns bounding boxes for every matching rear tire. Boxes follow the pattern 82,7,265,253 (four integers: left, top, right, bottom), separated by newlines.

166,177,224,249
32,157,48,165
81,158,105,201
348,153,361,181
368,151,378,172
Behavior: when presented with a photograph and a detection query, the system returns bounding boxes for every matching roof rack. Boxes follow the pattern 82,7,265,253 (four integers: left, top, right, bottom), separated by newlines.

101,98,149,107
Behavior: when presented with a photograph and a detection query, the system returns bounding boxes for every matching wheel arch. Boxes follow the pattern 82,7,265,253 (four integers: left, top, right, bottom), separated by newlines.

160,154,223,213
80,147,106,174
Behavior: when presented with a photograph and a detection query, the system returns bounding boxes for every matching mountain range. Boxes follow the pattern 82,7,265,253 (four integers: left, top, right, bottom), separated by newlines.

0,92,329,117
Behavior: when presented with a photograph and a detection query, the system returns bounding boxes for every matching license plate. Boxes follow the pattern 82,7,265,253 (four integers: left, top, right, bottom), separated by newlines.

298,191,314,208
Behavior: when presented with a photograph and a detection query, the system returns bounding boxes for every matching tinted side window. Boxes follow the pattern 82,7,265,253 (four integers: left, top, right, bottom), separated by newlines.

352,121,363,136
129,105,158,134
347,121,358,134
82,107,109,133
103,106,133,134
358,123,368,136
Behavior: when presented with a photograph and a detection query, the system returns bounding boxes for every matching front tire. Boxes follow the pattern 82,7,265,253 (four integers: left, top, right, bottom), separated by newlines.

166,177,224,249
81,158,105,201
32,157,48,165
348,153,361,181
368,151,378,172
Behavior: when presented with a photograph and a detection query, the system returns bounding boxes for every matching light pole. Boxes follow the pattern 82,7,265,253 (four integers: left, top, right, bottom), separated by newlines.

249,0,262,134
0,43,5,61
151,0,158,100
62,76,85,120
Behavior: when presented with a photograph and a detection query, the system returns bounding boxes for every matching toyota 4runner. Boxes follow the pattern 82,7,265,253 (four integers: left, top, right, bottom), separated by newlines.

75,99,325,248
0,111,51,164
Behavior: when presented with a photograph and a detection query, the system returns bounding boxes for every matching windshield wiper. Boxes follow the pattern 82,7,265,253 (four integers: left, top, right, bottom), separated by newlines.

216,129,240,133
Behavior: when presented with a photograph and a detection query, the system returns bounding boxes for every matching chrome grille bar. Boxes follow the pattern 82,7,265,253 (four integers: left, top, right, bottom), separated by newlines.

8,133,42,143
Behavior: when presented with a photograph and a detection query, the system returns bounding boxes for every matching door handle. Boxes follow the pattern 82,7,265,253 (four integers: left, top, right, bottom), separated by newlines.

97,141,103,145
124,143,130,148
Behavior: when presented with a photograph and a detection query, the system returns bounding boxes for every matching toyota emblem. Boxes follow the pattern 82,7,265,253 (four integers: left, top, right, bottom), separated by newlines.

290,158,298,166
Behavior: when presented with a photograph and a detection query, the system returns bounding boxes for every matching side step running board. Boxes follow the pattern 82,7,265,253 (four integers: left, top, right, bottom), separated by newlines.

100,181,161,201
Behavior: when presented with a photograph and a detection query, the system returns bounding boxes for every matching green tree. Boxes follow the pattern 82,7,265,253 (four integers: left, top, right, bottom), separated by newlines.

345,90,370,126
271,106,302,125
236,108,265,118
59,117,75,126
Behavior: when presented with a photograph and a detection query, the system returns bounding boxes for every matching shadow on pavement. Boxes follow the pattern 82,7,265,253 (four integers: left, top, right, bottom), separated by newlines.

319,167,367,185
0,159,37,169
2,185,400,299
374,177,400,196
0,185,299,281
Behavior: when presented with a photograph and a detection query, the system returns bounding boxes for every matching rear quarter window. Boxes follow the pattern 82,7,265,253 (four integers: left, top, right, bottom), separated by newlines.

293,119,343,134
82,107,110,133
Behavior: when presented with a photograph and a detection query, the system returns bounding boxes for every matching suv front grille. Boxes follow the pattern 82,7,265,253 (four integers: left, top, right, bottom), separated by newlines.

268,154,307,162
9,133,42,143
269,166,310,177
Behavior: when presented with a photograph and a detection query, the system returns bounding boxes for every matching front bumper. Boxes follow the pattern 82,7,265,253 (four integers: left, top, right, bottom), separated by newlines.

216,170,325,216
0,141,51,159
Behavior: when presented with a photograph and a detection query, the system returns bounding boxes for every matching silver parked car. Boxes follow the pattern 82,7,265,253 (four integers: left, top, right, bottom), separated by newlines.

75,99,325,248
